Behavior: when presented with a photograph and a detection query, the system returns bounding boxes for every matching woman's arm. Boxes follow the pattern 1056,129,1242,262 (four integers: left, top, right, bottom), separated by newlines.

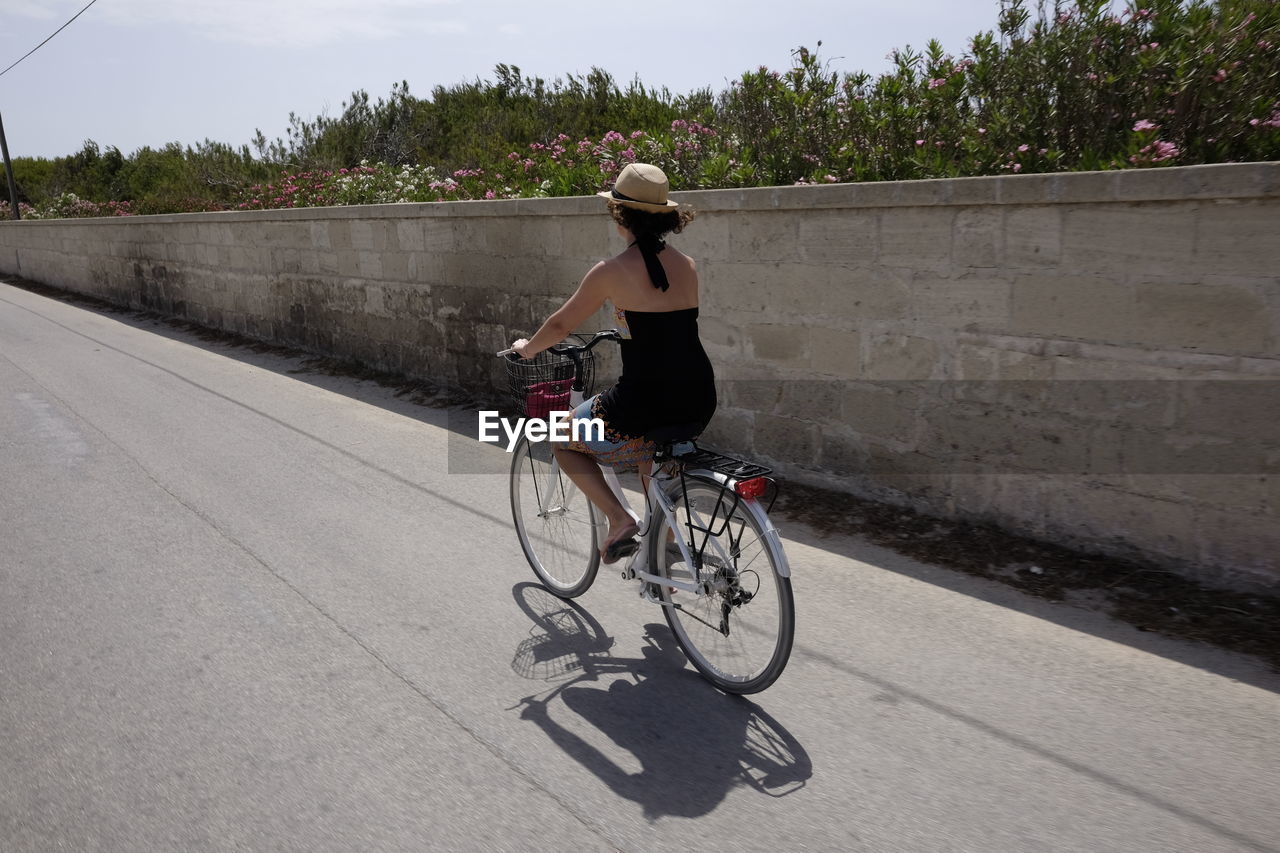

512,261,611,359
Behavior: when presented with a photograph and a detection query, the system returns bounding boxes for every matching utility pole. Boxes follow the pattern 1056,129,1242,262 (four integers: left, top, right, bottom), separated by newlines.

0,109,20,220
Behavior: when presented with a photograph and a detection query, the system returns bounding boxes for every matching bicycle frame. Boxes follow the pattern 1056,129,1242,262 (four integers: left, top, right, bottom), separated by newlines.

550,387,790,602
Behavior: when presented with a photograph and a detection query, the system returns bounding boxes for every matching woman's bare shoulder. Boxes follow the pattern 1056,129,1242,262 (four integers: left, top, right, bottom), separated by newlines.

666,245,697,268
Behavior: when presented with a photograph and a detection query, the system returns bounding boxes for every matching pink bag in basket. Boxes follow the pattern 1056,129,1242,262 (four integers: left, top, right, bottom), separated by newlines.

525,379,572,420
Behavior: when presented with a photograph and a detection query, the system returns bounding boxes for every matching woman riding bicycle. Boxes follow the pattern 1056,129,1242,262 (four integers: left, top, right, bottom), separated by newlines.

510,163,717,565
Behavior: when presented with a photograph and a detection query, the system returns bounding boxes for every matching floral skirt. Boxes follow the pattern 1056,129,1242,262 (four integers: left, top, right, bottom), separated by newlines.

560,394,656,471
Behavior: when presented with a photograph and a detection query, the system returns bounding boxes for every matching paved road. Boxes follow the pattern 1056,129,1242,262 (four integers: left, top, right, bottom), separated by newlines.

2,281,1277,852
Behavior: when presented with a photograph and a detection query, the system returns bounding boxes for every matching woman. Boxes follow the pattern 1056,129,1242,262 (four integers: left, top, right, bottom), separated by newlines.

510,163,716,564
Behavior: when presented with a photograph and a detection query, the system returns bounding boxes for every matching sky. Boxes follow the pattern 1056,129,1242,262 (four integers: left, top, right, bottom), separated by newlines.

3,0,1025,160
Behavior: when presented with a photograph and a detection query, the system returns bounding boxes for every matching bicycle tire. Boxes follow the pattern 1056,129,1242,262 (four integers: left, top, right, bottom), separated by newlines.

651,476,794,693
509,435,600,598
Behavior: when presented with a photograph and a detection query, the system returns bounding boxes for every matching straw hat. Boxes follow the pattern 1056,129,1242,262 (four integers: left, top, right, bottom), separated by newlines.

598,163,680,212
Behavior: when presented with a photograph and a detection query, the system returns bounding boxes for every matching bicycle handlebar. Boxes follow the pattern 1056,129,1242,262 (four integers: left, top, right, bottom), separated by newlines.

496,328,622,359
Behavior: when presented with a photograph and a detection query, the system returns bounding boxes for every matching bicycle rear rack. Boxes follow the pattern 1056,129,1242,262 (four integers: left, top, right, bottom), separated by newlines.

656,442,773,482
648,443,779,592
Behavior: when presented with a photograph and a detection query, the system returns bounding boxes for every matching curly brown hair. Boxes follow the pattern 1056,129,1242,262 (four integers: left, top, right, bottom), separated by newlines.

607,201,696,243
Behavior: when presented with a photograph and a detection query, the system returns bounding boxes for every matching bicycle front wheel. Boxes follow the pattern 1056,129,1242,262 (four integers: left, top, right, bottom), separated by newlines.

509,436,600,598
651,477,794,694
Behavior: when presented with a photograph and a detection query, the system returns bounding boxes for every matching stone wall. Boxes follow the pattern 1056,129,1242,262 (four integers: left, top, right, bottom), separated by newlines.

2,162,1277,587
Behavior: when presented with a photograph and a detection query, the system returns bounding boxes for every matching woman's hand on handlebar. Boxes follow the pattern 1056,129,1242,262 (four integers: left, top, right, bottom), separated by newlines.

509,338,535,360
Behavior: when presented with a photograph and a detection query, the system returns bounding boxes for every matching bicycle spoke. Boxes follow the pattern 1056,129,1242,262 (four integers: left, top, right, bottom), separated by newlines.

652,478,793,693
510,437,599,598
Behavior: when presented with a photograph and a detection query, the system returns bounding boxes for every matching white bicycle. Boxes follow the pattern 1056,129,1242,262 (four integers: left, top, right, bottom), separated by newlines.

499,331,794,694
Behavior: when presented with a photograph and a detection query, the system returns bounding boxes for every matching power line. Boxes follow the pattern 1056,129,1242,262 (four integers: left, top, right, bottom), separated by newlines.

0,0,100,80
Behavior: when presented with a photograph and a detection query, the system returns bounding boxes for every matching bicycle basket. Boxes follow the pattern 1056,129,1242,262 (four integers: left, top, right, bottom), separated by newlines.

505,343,594,419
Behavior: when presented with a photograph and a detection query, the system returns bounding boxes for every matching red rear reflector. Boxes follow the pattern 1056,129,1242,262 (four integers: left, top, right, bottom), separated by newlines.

734,477,768,499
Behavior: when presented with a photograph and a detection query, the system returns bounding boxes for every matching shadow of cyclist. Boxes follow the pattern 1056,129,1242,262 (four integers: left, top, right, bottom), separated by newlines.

509,583,812,820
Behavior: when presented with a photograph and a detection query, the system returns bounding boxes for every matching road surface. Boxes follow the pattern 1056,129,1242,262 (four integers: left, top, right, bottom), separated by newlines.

2,281,1277,852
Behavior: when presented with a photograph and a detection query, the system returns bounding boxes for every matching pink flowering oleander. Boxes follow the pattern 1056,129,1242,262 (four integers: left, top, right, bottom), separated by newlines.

1133,119,1158,132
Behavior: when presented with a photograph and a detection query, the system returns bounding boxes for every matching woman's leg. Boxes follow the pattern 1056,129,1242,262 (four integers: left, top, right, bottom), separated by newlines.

636,458,675,544
552,444,636,545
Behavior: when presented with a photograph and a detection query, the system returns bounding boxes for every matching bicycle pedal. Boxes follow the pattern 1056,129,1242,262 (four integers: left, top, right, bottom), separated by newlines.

601,536,639,565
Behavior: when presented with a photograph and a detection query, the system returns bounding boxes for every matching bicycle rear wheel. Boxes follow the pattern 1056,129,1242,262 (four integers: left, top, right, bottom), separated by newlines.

651,477,794,693
509,436,600,598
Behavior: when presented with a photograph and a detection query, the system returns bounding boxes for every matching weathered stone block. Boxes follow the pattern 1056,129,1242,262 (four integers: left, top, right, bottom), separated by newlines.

842,383,922,442
778,379,844,423
381,251,411,282
996,174,1053,205
1049,170,1118,204
701,407,755,455
753,414,819,466
879,207,954,270
310,222,332,250
817,428,869,474
515,219,563,258
1003,206,1062,268
697,315,743,351
1114,167,1190,202
299,250,320,275
809,326,863,379
821,266,912,322
1192,508,1280,582
953,207,1002,269
357,251,383,279
422,220,455,253
728,212,800,262
1182,162,1280,200
1051,379,1178,430
1133,280,1270,355
559,217,610,260
1120,473,1272,515
702,262,785,315
328,221,353,251
910,272,1012,329
1062,203,1196,276
1195,199,1280,277
1118,428,1270,476
797,211,877,263
748,323,809,366
676,212,731,263
1179,379,1280,442
956,343,1056,382
408,252,441,284
316,252,339,275
723,379,785,414
1010,273,1137,344
395,220,424,252
948,176,1000,206
349,220,390,252
863,333,942,380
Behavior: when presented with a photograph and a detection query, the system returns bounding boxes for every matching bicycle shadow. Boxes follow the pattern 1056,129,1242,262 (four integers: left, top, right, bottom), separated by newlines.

508,582,812,821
